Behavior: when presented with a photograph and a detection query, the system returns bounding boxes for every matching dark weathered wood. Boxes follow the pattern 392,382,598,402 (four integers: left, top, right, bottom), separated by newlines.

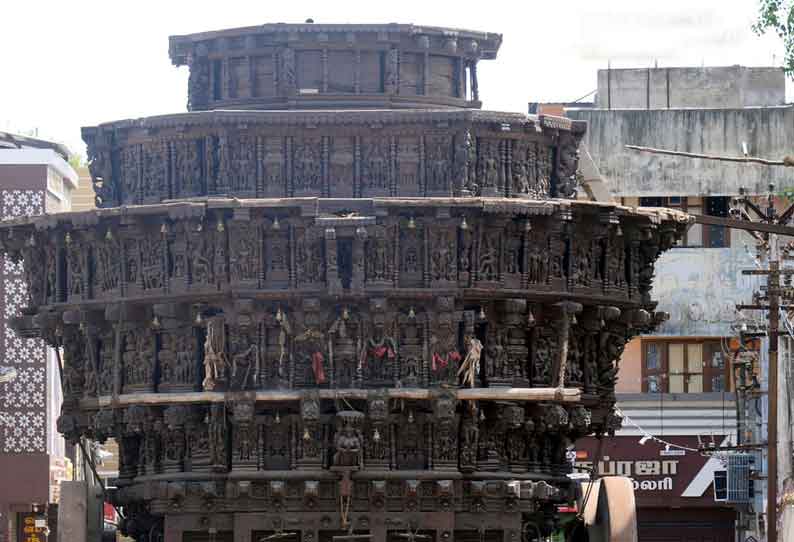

1,22,688,542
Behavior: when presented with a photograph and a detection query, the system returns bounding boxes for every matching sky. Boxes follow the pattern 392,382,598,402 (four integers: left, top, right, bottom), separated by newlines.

0,0,786,157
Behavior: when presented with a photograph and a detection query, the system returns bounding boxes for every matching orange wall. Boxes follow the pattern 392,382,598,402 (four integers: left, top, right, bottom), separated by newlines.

616,337,643,392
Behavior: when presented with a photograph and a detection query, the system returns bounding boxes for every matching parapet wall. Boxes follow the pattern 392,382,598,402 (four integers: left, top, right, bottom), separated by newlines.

567,105,794,197
596,66,785,109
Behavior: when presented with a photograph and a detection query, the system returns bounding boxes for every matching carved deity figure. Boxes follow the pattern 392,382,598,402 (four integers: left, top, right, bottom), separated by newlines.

478,232,498,281
294,143,321,192
67,245,83,297
230,328,259,391
431,229,456,282
202,318,228,390
430,322,461,386
486,329,509,381
333,417,363,468
359,320,397,382
280,48,296,94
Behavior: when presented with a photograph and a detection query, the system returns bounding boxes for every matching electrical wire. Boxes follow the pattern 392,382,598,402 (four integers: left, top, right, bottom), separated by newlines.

614,406,700,453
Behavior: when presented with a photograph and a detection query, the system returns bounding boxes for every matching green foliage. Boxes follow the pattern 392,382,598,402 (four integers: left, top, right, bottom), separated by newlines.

68,154,85,170
754,0,794,78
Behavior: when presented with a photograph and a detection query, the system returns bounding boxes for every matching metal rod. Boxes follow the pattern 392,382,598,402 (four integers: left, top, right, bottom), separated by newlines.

767,235,779,542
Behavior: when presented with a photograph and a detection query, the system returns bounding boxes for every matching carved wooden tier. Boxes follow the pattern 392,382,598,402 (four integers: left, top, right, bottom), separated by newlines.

82,110,585,208
168,23,501,111
0,196,687,541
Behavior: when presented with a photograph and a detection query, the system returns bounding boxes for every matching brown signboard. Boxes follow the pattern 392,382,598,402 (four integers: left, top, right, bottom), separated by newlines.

17,513,47,542
574,435,733,508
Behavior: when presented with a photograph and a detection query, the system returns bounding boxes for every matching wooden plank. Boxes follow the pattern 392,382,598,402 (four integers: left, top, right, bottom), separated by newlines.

82,387,582,408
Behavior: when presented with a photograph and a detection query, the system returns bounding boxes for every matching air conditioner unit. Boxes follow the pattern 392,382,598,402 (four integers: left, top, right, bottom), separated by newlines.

713,453,754,503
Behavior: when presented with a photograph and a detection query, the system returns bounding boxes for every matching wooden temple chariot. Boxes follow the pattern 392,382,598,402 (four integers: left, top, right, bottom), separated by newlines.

0,22,688,542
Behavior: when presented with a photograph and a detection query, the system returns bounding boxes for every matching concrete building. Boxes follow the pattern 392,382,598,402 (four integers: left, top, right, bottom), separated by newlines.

542,65,794,541
0,132,78,542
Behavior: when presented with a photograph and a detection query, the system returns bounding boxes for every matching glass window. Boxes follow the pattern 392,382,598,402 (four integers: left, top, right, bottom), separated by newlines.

645,343,660,370
687,344,703,373
669,344,685,374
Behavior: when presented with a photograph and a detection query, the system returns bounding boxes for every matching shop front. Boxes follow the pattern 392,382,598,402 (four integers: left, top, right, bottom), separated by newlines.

575,435,736,542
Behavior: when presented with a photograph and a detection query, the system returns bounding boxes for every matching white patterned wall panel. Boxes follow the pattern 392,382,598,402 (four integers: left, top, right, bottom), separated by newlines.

2,410,46,453
1,189,44,219
0,188,48,454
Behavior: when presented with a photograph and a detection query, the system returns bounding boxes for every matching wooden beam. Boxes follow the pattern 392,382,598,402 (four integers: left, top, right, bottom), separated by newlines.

694,214,794,237
625,144,793,167
81,387,582,409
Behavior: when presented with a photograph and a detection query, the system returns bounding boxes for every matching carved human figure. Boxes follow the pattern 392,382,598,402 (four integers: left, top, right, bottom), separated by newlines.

230,330,259,391
479,233,498,281
333,418,362,468
360,320,397,382
430,322,461,385
202,318,228,390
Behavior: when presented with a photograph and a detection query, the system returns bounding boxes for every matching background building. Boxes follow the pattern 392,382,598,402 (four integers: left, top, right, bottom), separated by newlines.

0,132,78,542
539,65,793,541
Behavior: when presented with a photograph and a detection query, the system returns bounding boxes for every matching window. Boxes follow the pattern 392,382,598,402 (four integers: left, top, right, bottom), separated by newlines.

641,339,732,393
636,197,729,248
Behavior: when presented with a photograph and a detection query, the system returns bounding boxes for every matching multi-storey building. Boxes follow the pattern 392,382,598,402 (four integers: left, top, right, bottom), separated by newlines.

0,132,78,542
536,65,791,542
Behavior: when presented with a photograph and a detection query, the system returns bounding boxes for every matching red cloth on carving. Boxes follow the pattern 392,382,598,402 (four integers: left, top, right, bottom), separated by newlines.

432,351,461,371
312,351,326,384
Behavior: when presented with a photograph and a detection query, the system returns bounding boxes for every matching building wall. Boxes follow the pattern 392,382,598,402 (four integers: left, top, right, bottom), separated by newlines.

596,66,785,109
616,337,642,393
0,149,77,542
567,106,794,197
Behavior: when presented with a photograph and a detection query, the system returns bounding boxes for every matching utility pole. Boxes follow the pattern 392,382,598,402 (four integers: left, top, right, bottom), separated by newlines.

731,186,794,542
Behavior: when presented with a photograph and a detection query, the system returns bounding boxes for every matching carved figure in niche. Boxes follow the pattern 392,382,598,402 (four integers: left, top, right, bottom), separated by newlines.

208,403,227,471
230,327,259,391
575,246,591,287
202,317,228,390
175,140,201,196
527,236,547,284
333,415,363,468
427,141,449,192
486,329,509,381
294,328,326,386
294,143,321,192
125,239,138,285
363,140,389,191
191,233,213,285
384,48,398,93
557,137,580,198
140,237,164,290
67,244,83,297
213,231,226,285
483,154,499,190
230,223,258,283
359,318,397,383
45,245,57,302
430,321,461,386
505,239,520,275
431,229,456,282
533,331,555,386
458,335,482,388
460,413,479,468
330,314,357,387
142,143,167,199
566,334,584,385
478,231,499,281
366,236,390,282
295,229,324,285
280,48,296,94
62,335,84,398
232,137,257,193
96,239,121,294
121,146,140,202
512,158,531,195
87,146,115,206
83,336,98,397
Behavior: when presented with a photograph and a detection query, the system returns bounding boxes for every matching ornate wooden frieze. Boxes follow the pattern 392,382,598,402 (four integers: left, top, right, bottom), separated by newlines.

82,112,586,207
